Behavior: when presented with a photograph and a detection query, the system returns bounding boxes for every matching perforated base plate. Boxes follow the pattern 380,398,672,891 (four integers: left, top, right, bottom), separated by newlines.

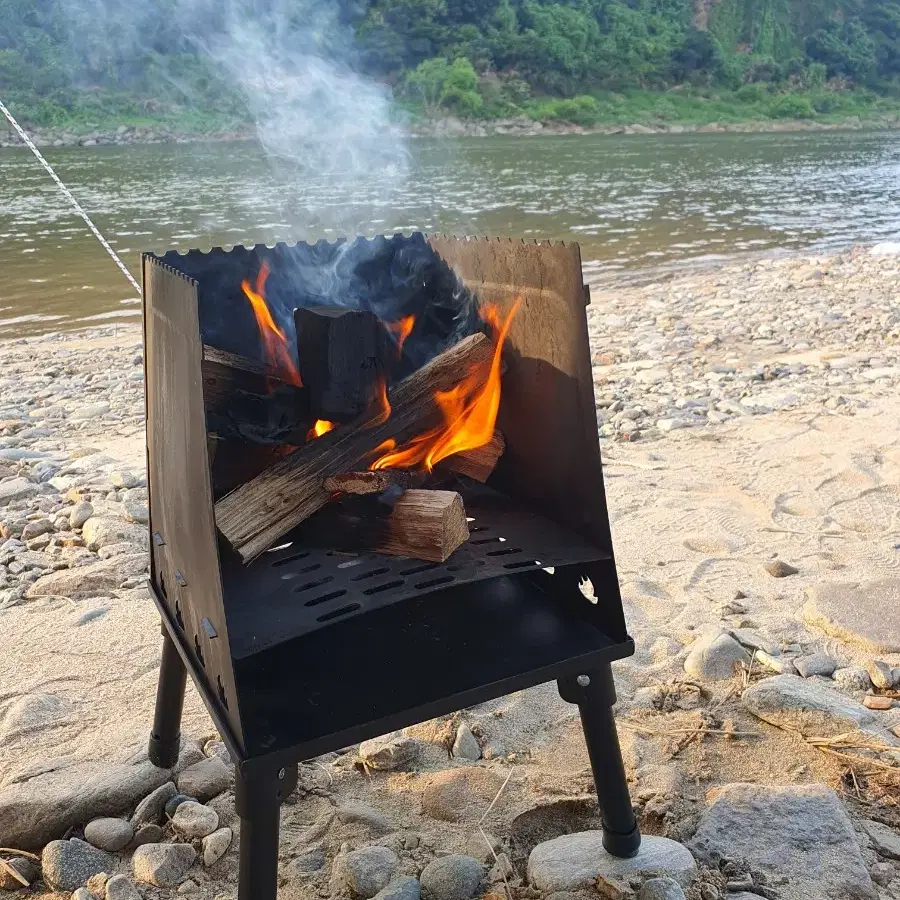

222,482,610,659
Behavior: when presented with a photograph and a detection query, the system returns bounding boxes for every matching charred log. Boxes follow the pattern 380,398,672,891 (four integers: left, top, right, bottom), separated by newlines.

215,332,493,563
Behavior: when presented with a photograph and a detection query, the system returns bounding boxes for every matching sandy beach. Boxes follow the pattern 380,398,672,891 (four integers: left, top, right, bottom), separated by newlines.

0,246,898,900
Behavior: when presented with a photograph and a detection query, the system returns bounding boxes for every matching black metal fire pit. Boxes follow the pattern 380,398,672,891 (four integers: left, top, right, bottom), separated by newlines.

142,234,640,900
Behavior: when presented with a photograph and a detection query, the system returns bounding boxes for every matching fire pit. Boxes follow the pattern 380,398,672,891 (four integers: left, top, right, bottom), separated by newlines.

142,233,640,899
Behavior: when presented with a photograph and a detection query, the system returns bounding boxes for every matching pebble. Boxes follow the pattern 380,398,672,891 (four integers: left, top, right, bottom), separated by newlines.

867,659,894,690
764,559,798,578
131,823,163,846
358,731,421,771
69,501,95,529
72,890,95,900
165,793,196,818
286,847,326,876
84,817,134,852
0,856,39,888
332,846,400,898
863,820,900,860
373,877,421,900
420,855,483,900
794,652,837,678
863,694,893,710
452,723,481,761
176,757,231,802
683,630,750,680
527,832,696,891
21,518,52,540
132,843,197,887
833,666,872,693
41,838,114,892
132,782,177,826
201,827,233,866
639,878,687,900
171,800,219,838
105,874,142,900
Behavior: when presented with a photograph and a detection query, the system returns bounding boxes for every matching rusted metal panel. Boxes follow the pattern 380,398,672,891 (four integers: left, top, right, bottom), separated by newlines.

143,254,245,752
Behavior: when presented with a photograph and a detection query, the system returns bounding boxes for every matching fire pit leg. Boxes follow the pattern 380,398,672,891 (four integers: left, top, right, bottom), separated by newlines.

235,763,298,900
148,629,187,769
558,663,641,859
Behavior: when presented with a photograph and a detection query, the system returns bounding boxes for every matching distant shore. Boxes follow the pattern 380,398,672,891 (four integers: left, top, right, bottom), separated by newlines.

4,113,900,150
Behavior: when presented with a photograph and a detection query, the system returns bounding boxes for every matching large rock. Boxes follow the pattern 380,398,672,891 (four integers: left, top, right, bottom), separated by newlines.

82,517,149,552
176,757,231,802
526,832,695,892
0,757,176,851
332,846,400,898
421,768,505,822
132,842,197,887
691,783,876,900
41,838,114,892
420,855,483,900
804,579,900,653
683,630,750,681
26,553,147,598
742,675,898,743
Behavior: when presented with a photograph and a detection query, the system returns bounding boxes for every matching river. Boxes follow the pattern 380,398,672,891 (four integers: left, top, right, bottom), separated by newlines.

1,130,899,337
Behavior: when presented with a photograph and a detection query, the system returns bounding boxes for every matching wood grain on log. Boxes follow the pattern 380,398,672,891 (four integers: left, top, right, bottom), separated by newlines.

323,470,414,496
314,490,469,562
441,430,505,482
215,332,493,563
202,344,301,407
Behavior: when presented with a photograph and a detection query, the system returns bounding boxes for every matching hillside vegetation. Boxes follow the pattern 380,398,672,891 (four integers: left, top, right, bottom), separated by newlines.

2,0,900,128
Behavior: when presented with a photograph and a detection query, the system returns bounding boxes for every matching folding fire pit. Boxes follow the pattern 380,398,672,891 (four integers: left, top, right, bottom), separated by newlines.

142,233,640,900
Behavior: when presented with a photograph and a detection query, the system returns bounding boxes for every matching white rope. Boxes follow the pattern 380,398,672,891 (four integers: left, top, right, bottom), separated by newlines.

0,98,141,295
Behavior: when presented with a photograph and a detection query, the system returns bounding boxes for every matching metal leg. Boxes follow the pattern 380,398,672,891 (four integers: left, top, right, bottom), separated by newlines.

558,663,641,858
148,628,187,769
235,764,298,900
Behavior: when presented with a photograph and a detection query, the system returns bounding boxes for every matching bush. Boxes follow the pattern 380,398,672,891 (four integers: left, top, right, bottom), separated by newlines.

807,62,828,88
768,93,816,118
546,95,600,125
735,83,769,103
812,91,840,113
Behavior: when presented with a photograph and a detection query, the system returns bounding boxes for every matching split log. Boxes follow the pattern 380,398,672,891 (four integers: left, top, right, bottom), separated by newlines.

215,332,493,563
312,490,469,562
202,345,301,407
295,307,391,423
323,469,416,496
440,431,505,483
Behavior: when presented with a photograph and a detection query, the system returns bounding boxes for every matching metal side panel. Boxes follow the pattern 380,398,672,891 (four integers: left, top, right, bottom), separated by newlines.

143,254,245,752
426,237,614,553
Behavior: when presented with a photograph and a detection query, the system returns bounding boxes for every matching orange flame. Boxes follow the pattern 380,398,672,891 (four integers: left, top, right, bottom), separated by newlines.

387,315,416,354
308,419,335,440
368,377,392,427
370,300,520,472
241,262,302,388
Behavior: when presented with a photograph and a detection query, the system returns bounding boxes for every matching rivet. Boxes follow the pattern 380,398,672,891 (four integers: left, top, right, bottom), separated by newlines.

278,768,285,780
577,675,591,687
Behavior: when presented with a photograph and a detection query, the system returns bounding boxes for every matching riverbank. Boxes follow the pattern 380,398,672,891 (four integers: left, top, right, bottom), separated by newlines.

0,245,897,898
4,107,900,149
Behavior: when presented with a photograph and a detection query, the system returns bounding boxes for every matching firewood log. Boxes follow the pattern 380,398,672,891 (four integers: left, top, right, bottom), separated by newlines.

312,490,469,562
215,332,493,563
323,469,416,496
202,345,301,407
440,431,505,483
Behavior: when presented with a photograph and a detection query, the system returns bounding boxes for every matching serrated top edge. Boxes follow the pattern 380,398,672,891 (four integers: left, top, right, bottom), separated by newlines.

144,253,198,285
142,232,575,259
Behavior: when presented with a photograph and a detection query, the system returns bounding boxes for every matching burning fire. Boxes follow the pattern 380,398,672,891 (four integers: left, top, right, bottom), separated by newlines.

308,419,335,440
387,315,416,354
370,300,520,473
241,262,302,388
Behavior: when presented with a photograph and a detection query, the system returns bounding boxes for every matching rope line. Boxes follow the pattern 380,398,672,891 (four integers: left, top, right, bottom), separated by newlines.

0,98,141,295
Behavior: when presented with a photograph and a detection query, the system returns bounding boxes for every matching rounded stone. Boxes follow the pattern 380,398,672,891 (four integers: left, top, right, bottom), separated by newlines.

202,827,233,867
105,873,142,900
374,877,422,900
165,793,196,819
131,823,164,846
420,854,484,900
332,846,400,898
132,842,197,887
639,877,687,900
84,817,134,852
171,801,219,838
41,838,114,893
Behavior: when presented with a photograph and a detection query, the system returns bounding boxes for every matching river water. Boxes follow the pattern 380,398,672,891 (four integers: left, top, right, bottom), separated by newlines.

1,130,899,337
